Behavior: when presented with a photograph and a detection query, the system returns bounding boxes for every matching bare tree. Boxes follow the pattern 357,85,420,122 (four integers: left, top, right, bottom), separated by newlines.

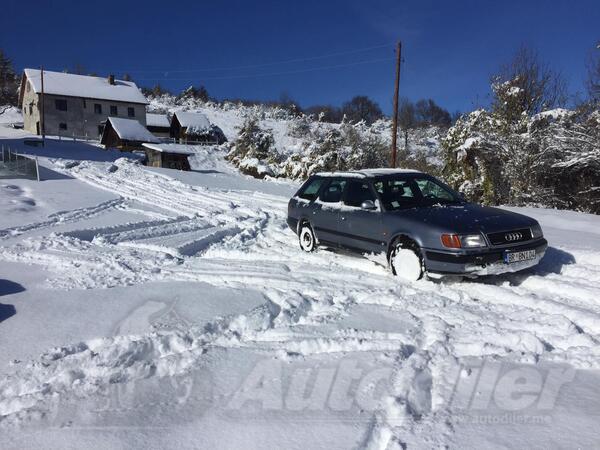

304,104,343,123
586,45,600,104
414,99,451,127
341,96,383,125
397,98,416,153
492,45,567,118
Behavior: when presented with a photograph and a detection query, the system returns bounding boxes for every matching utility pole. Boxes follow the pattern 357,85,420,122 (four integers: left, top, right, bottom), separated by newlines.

390,41,402,168
40,66,45,146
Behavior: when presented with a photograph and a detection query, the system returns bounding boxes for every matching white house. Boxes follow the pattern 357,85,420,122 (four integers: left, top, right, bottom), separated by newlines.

19,69,148,139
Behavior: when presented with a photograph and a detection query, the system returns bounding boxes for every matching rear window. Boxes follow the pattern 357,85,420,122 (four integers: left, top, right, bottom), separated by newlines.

297,178,324,201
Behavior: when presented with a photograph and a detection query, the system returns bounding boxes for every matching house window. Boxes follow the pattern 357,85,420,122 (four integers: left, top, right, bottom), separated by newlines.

59,123,68,130
83,99,87,108
94,104,102,114
55,99,67,111
110,105,118,116
127,107,135,118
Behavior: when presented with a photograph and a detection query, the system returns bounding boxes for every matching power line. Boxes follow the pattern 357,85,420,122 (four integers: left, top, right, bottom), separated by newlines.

134,57,394,82
108,42,394,74
42,42,394,76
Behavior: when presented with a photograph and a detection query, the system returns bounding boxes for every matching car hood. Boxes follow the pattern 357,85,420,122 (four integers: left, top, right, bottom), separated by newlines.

390,203,536,234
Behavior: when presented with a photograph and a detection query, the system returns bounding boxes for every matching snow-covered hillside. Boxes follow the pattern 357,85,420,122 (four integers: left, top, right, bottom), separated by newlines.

147,95,444,179
2,117,600,449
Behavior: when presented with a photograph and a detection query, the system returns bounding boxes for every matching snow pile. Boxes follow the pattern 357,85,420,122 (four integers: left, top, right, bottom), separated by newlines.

0,106,23,125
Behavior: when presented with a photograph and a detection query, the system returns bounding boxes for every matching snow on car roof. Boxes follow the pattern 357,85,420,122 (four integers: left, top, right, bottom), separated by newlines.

315,168,423,178
108,117,159,143
24,69,148,104
146,113,170,128
173,111,211,130
142,143,197,155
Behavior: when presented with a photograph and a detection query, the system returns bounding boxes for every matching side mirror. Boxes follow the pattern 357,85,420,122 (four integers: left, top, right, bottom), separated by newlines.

360,200,377,210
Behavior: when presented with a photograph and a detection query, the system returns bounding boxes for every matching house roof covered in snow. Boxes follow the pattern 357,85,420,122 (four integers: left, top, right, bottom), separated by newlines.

23,69,148,104
142,143,197,155
146,113,170,128
173,111,210,131
107,117,159,143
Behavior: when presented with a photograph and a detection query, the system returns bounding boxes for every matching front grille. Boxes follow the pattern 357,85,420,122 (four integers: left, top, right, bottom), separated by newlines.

486,228,532,246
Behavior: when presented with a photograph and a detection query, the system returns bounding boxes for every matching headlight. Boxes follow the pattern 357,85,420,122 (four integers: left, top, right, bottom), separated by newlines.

441,233,487,248
531,223,543,239
461,234,487,248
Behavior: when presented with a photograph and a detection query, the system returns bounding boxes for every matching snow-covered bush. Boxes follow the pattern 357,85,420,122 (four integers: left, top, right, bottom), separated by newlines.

187,123,227,144
443,104,600,213
226,117,279,178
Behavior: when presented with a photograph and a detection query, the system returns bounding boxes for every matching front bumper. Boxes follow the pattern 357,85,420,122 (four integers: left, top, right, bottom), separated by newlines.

424,238,548,276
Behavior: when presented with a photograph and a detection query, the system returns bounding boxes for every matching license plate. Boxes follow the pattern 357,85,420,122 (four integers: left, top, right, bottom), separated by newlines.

504,249,536,264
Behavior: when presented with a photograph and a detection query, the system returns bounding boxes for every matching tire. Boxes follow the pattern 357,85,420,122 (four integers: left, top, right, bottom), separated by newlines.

389,239,424,281
299,223,317,252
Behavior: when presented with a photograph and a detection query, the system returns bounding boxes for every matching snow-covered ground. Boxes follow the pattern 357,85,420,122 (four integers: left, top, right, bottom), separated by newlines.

2,119,600,449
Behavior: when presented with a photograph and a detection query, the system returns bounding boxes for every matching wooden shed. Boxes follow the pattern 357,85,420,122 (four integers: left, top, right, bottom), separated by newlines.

142,143,195,171
101,117,159,151
170,111,226,144
146,113,171,138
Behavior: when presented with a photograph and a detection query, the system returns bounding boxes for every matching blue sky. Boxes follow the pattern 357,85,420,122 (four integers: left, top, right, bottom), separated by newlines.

2,0,599,114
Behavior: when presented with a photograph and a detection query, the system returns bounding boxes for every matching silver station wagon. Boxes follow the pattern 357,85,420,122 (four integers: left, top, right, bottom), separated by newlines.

287,169,548,280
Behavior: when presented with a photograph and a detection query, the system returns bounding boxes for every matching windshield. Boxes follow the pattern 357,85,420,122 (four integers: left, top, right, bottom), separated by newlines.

373,175,462,210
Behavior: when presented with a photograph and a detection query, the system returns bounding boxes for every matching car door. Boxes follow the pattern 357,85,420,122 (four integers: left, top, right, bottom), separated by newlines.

311,178,346,246
337,179,386,253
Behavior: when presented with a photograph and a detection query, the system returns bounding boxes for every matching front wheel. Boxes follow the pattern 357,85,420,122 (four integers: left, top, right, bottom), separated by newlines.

299,224,317,252
389,240,424,281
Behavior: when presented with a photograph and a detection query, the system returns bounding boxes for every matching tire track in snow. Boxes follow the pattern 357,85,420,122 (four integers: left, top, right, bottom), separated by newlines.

3,156,600,446
0,198,125,239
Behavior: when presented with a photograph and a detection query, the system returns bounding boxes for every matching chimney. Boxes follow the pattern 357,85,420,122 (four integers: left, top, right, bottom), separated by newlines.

108,74,115,85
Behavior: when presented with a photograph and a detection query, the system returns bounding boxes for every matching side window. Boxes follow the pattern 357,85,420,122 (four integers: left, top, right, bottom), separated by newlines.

374,179,415,210
297,178,324,201
415,179,453,200
55,99,67,111
344,180,375,207
319,179,346,203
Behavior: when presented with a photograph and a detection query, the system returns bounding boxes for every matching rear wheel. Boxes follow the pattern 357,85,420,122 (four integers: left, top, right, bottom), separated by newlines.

299,223,317,252
389,239,424,281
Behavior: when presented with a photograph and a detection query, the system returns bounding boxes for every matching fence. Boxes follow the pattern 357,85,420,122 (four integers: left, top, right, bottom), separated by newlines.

157,137,220,146
54,133,99,143
0,145,40,181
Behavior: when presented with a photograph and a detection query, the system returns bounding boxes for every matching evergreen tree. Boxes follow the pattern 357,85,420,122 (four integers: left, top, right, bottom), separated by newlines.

0,49,19,107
